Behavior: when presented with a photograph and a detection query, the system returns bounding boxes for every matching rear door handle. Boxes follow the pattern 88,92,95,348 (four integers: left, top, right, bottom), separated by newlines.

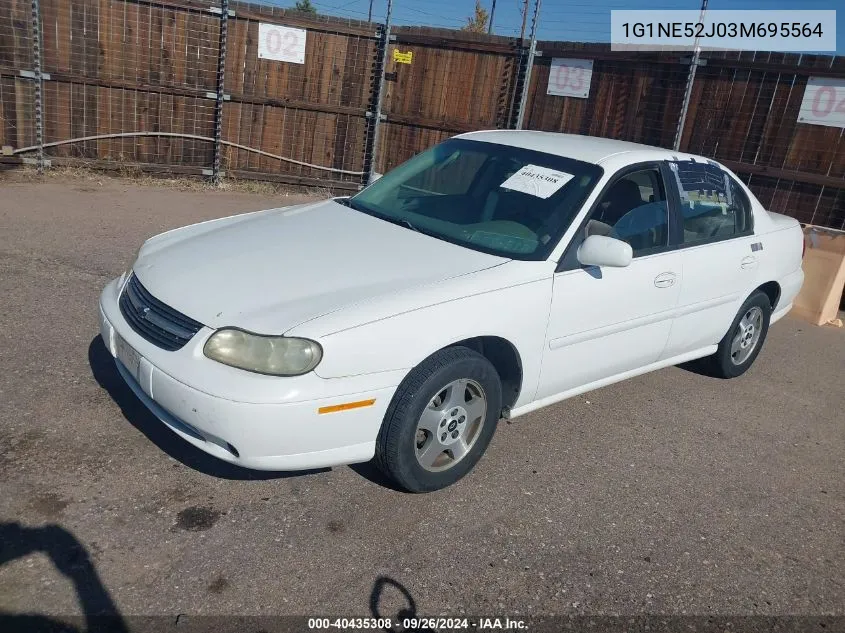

741,255,758,270
654,272,677,288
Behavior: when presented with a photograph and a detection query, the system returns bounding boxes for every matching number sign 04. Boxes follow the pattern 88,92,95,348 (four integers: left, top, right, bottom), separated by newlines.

798,77,845,129
547,58,594,99
258,23,307,64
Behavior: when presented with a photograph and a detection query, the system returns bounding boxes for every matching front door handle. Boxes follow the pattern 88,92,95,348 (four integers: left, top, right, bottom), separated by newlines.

741,255,758,270
654,272,677,288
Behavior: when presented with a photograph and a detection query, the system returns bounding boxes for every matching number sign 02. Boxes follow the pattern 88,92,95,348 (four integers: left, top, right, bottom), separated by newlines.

258,23,306,64
547,58,594,99
798,77,845,129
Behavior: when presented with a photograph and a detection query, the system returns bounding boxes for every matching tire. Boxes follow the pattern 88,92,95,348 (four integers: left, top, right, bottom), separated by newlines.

700,290,772,379
374,346,503,493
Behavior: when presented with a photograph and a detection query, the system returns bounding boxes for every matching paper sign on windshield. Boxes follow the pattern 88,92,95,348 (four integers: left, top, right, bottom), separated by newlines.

500,165,574,199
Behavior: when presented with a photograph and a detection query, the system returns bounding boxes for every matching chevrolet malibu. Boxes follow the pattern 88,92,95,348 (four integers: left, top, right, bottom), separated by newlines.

98,131,805,492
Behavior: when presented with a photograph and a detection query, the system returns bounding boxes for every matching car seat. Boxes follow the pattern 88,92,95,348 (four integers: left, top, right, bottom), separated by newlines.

597,179,644,226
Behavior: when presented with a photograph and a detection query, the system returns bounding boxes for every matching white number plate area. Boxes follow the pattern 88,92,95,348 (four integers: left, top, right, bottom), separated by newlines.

257,23,307,64
798,77,845,129
547,58,594,99
115,333,141,381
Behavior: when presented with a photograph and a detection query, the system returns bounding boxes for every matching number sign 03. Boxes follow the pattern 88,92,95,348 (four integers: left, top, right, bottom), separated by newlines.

547,58,594,99
797,77,845,129
258,23,306,64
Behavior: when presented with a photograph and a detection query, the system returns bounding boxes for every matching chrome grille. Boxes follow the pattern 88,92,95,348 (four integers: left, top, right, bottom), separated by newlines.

119,274,203,351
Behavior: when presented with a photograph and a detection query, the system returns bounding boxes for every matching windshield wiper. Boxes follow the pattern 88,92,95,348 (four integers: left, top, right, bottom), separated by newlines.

337,197,420,233
382,216,420,233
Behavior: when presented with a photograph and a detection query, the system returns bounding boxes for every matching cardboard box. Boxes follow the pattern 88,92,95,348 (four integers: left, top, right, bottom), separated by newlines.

792,226,845,327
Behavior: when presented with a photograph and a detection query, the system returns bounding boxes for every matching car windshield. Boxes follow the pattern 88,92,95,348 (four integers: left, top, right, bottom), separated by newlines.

346,138,603,260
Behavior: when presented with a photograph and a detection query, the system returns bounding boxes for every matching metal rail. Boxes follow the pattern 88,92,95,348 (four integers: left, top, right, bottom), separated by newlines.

13,133,366,176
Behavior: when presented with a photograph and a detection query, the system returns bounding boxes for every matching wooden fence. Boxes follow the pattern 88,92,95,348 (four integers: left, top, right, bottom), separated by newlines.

1,0,843,229
522,45,845,228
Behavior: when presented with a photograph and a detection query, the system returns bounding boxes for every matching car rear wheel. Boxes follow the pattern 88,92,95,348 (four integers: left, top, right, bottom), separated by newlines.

374,346,502,492
702,290,772,378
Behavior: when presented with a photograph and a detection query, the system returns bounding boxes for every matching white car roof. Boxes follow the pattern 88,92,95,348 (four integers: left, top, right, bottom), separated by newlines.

457,130,690,166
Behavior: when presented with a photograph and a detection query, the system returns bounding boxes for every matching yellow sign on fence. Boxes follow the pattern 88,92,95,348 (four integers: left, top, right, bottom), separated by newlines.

393,49,413,64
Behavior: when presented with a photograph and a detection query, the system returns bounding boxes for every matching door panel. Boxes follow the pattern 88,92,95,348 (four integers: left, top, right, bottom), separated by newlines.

660,161,761,358
662,237,758,358
537,251,682,400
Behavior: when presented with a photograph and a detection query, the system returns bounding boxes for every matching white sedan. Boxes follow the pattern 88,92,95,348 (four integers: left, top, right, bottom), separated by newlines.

98,131,804,492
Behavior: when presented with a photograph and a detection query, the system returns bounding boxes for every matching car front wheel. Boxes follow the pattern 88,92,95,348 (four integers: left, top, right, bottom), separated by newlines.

374,346,503,492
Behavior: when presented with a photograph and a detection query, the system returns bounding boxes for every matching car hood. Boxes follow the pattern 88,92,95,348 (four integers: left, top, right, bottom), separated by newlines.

133,199,507,334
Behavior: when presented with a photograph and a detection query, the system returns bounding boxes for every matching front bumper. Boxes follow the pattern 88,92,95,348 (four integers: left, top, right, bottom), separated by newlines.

98,277,400,471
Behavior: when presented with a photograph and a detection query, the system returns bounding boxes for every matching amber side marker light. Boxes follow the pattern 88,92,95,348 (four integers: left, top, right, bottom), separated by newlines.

318,399,376,415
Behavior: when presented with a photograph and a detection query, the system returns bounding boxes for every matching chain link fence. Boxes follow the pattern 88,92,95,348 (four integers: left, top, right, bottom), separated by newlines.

1,0,843,228
1,0,38,166
39,0,221,168
679,52,845,228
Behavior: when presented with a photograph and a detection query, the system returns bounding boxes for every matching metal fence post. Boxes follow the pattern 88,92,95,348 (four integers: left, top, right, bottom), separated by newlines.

514,0,540,130
673,0,708,151
504,48,524,128
31,0,44,173
365,0,393,185
212,0,229,184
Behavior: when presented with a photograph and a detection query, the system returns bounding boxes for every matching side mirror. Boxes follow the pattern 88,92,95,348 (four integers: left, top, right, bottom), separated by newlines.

577,235,633,268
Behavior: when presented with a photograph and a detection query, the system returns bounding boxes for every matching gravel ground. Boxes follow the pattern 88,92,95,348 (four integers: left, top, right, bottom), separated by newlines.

1,174,843,627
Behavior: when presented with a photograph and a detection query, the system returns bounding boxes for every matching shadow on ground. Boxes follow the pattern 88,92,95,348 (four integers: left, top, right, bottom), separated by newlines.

675,358,718,377
348,461,408,492
0,522,128,633
88,335,328,482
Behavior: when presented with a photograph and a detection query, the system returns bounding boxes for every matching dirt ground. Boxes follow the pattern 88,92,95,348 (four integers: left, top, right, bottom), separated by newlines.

1,172,844,627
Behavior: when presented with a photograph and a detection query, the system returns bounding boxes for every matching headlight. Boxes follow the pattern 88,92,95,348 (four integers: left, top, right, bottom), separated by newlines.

203,328,322,376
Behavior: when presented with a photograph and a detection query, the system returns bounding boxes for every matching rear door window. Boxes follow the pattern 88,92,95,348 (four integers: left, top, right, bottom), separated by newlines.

667,159,754,245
